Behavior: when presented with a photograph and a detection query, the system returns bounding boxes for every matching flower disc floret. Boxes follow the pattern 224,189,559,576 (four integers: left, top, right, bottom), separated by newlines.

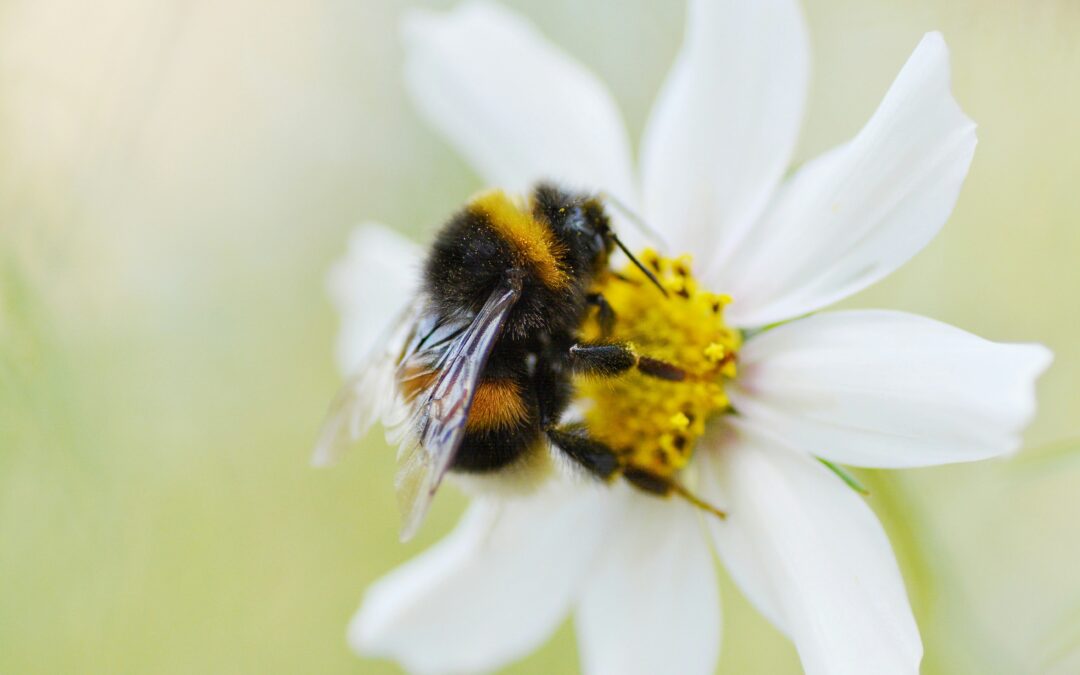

577,250,741,478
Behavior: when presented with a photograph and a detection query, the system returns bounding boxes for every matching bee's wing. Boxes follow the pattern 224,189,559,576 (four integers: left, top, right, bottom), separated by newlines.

311,298,425,468
394,274,524,541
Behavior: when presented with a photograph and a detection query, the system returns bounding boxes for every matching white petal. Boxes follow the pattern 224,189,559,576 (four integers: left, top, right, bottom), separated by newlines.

329,223,422,375
641,0,808,260
402,1,637,205
575,489,720,675
351,483,614,675
732,310,1053,468
719,33,977,328
699,425,921,675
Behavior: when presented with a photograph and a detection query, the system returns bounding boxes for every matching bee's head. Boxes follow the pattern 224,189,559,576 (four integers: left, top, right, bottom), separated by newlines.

532,183,614,278
571,196,616,269
533,183,668,296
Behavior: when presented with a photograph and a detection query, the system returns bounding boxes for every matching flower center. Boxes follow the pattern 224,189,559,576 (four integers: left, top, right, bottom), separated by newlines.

577,250,741,479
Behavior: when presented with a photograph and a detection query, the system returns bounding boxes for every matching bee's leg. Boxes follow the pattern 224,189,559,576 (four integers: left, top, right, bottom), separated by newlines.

545,425,620,481
621,468,727,519
568,342,687,381
585,292,616,337
545,425,727,519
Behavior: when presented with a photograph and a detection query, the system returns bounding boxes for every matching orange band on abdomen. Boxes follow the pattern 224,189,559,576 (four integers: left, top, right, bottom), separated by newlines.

466,379,530,431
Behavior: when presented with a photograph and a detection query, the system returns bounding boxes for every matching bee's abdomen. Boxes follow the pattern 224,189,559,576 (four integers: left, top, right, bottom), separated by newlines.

465,378,530,433
452,373,542,473
452,424,541,473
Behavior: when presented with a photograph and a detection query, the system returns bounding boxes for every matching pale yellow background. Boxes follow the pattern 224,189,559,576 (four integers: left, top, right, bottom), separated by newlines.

1,1,1078,673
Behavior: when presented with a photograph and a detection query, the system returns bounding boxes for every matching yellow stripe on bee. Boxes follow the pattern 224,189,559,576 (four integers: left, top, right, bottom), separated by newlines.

467,379,530,431
469,190,570,290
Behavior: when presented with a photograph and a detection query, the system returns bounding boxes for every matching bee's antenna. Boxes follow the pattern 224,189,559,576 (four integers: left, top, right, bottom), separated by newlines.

611,233,668,298
599,191,670,251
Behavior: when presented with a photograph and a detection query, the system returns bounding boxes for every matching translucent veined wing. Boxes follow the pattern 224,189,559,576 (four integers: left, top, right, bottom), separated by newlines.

395,272,524,541
311,298,425,468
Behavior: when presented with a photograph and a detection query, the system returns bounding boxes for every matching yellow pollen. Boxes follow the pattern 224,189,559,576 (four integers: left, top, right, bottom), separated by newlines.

577,250,741,478
670,412,690,432
704,342,727,363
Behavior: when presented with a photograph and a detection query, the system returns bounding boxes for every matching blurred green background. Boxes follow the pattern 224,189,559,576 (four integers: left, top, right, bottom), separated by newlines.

1,0,1078,673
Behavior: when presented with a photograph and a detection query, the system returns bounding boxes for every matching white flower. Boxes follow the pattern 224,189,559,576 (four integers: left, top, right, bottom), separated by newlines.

327,1,1052,674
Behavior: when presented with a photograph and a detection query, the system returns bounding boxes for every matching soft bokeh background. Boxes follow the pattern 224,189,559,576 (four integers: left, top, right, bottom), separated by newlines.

1,0,1078,673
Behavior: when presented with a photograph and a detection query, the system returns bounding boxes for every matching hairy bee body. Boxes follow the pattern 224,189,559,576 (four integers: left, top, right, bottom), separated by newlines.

318,182,725,540
417,184,610,474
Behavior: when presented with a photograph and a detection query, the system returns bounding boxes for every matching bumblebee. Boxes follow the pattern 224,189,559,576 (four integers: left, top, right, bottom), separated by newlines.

318,184,725,540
